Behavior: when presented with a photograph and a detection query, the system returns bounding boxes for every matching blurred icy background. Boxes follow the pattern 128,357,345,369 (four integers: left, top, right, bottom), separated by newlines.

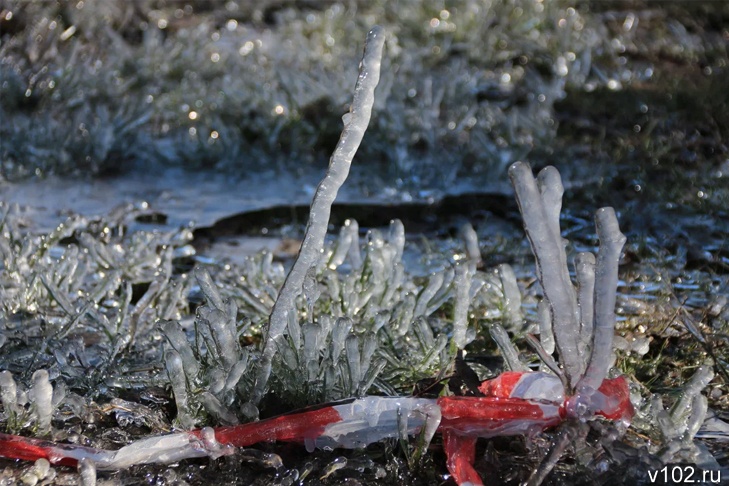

1,0,724,193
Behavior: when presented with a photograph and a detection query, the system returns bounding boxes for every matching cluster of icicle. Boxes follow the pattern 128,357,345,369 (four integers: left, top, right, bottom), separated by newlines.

161,26,485,423
0,201,196,361
0,24,720,485
508,162,626,399
505,163,720,480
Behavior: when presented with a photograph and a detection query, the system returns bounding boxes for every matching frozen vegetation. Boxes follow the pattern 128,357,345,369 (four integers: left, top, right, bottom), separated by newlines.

1,20,727,484
3,0,726,201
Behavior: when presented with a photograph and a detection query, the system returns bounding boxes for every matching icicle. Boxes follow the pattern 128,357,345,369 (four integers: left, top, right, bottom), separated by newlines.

360,358,387,395
460,222,482,273
224,353,249,394
207,369,226,395
161,320,200,378
30,370,53,434
382,261,404,306
388,219,405,263
320,456,347,480
373,311,389,333
302,322,322,382
452,263,471,350
509,162,582,387
277,337,299,372
128,277,162,345
397,405,409,443
415,272,443,317
576,208,626,394
393,294,416,337
346,335,362,395
416,401,442,463
51,380,66,410
328,223,354,270
414,316,435,349
359,332,377,387
427,266,454,316
194,267,225,311
345,219,362,269
251,26,386,408
206,307,240,372
538,300,555,355
684,394,708,443
575,252,596,361
287,306,301,356
669,365,714,433
498,264,523,331
303,266,321,313
164,349,195,428
331,317,353,363
419,334,448,371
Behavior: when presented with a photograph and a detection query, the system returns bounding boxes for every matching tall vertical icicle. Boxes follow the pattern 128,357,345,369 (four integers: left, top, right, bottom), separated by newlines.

248,26,387,409
576,207,625,394
508,162,582,388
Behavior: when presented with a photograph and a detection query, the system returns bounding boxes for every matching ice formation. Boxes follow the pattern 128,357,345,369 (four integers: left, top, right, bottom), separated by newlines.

250,25,387,411
508,162,627,401
0,20,721,486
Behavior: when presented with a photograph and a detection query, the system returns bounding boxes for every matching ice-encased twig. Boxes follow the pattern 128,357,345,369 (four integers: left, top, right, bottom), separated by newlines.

537,300,555,356
489,323,529,372
346,219,363,269
509,162,582,388
655,366,714,464
526,422,588,486
526,334,567,390
576,208,625,394
250,26,386,409
451,263,471,350
669,365,714,435
498,264,523,332
575,252,596,361
328,222,354,270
